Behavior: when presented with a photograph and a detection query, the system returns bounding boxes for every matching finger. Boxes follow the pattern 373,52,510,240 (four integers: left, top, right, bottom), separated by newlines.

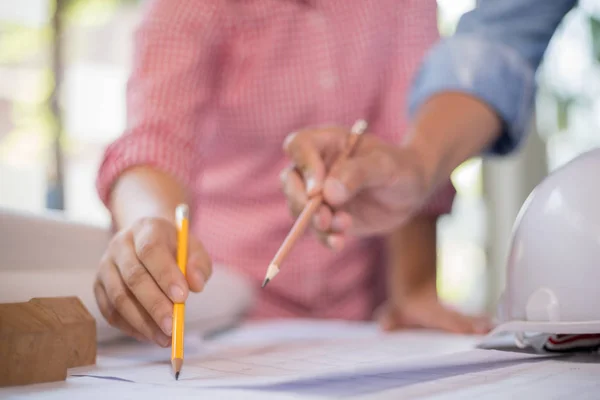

281,167,308,217
311,207,350,251
311,205,332,232
324,151,400,206
416,304,490,334
133,220,188,303
330,210,352,233
186,236,212,293
328,234,345,250
315,231,345,251
100,258,171,347
112,234,174,340
375,303,412,332
94,278,146,342
283,129,346,196
114,249,174,339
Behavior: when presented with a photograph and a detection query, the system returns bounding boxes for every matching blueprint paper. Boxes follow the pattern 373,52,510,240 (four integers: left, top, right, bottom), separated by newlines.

3,320,600,399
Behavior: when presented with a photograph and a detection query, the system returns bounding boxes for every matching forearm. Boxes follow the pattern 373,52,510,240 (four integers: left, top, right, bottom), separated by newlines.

405,0,574,181
109,166,190,230
386,213,439,303
404,92,502,193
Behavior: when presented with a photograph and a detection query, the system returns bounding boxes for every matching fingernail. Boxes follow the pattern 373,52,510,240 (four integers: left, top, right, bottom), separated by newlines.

283,132,297,149
325,179,348,204
170,285,185,302
331,215,345,231
306,176,316,193
327,235,344,251
162,316,173,335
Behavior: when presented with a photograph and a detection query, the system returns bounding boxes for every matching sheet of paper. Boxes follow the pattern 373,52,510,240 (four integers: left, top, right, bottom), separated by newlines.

4,319,600,399
5,352,600,400
70,319,485,388
359,352,600,400
0,377,305,400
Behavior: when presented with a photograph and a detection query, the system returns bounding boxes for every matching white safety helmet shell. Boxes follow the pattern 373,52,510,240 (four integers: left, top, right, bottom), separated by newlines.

491,147,600,337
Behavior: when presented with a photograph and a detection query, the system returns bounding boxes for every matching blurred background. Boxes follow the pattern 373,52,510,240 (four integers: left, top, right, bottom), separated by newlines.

0,0,596,316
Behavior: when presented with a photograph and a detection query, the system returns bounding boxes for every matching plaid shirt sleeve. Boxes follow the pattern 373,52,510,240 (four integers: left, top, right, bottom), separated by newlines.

95,0,221,206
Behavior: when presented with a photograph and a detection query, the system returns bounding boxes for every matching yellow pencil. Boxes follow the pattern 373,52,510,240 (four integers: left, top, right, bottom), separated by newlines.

171,203,189,380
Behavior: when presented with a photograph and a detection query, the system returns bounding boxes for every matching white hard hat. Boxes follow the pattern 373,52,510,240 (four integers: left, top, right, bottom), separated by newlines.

489,147,600,350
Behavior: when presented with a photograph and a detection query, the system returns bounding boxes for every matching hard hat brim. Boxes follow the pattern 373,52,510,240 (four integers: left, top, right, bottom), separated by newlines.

489,319,600,336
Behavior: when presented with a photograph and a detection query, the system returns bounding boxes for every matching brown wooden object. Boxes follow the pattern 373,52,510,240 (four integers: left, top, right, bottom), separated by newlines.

0,297,96,387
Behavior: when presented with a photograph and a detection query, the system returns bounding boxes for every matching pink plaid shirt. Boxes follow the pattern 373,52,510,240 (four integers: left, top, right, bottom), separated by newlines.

96,0,455,321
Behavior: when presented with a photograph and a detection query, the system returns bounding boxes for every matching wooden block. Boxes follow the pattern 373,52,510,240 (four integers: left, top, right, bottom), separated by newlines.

0,297,97,387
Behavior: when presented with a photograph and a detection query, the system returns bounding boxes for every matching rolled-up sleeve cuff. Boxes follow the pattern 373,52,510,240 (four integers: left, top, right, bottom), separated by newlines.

408,35,536,155
95,128,195,207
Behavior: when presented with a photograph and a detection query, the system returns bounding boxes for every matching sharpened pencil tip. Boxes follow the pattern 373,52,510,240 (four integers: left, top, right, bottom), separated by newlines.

262,278,270,288
175,371,180,380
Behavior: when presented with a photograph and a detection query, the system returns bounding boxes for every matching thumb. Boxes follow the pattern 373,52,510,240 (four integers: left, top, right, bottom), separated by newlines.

323,151,398,206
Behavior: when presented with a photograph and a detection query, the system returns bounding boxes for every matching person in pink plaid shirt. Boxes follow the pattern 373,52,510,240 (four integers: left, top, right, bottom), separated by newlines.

94,0,497,348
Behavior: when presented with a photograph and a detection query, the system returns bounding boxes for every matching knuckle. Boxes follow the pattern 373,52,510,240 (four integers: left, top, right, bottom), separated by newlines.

104,307,120,327
132,216,153,232
108,286,128,311
153,264,172,287
148,298,169,320
122,260,149,289
136,234,161,261
108,230,129,253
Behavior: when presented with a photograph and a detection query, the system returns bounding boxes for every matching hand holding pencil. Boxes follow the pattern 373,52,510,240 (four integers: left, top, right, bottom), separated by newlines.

94,205,212,349
274,119,433,280
263,120,368,286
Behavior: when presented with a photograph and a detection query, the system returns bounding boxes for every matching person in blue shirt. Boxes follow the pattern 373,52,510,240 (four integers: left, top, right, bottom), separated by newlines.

279,0,576,329
281,0,576,242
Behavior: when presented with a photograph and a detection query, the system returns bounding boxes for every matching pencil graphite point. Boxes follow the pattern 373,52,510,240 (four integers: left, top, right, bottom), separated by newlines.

261,263,280,288
172,358,183,381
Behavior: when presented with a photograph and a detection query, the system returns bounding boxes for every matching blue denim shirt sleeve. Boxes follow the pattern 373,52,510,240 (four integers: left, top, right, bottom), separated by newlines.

408,0,577,155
